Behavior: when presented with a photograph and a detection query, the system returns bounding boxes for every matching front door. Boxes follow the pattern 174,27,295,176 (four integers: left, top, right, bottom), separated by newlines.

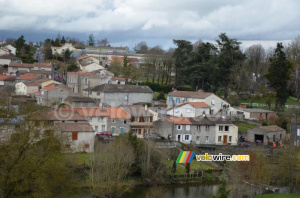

177,135,181,142
196,136,200,144
223,135,228,145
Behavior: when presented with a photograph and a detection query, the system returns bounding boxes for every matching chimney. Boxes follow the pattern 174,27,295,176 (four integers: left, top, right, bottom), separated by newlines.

173,88,177,92
197,89,203,94
180,113,183,120
145,104,148,111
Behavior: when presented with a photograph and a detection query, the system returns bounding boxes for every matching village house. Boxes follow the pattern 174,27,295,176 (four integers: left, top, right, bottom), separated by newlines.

15,82,39,95
232,108,277,120
247,125,286,145
8,63,33,75
64,96,95,108
35,84,79,106
34,78,60,88
16,73,43,83
67,71,102,94
46,110,95,152
122,105,154,138
110,77,126,84
0,75,16,87
0,45,16,55
166,102,210,117
105,107,131,135
83,84,153,107
167,89,230,116
51,43,76,55
154,116,238,145
0,54,22,66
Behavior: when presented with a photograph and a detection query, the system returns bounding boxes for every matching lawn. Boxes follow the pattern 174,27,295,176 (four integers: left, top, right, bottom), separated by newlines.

252,194,300,198
233,121,258,132
241,96,300,106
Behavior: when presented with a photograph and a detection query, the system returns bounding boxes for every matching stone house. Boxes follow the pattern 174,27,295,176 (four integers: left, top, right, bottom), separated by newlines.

67,71,101,94
35,84,79,106
8,63,33,75
105,107,131,135
166,102,210,117
247,125,286,145
122,105,154,138
167,89,230,115
83,84,153,107
0,75,16,87
154,116,238,145
0,54,21,66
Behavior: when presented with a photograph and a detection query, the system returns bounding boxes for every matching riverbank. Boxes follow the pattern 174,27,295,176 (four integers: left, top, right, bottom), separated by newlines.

252,193,300,198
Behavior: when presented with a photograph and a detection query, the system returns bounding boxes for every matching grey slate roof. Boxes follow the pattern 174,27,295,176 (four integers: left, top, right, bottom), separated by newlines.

83,84,153,93
67,96,95,102
122,105,153,116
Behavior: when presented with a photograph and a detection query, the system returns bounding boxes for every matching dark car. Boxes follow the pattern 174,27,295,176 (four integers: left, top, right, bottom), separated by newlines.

240,142,250,148
97,135,110,143
96,131,113,137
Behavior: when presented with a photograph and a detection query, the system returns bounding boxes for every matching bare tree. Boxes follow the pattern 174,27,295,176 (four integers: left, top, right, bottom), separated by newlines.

245,44,266,76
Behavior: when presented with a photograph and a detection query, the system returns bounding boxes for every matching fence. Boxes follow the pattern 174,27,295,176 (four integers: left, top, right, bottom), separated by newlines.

241,103,300,109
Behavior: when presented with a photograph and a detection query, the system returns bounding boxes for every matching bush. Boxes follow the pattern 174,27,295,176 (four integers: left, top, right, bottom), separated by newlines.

157,91,165,100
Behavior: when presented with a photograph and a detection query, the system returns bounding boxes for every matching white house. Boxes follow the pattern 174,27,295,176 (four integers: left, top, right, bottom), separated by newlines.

80,62,105,72
51,43,76,55
167,89,230,116
0,54,22,66
166,102,210,117
15,82,39,95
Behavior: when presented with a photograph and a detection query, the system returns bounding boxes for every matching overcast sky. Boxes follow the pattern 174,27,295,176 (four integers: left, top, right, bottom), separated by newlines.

0,0,299,50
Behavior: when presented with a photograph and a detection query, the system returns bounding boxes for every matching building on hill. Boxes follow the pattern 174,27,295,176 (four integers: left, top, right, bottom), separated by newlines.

247,125,286,145
64,96,95,108
0,54,22,66
232,108,276,120
51,43,76,55
167,89,230,116
105,107,131,136
166,102,210,117
83,84,153,107
67,71,103,94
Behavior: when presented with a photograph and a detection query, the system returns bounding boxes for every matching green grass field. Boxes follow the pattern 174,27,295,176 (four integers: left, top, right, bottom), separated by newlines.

242,96,300,106
252,194,300,198
233,121,258,132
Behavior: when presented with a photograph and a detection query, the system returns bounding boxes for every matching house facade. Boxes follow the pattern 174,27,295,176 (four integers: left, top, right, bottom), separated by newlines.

247,125,286,145
105,107,131,135
167,89,230,115
15,82,39,95
83,84,153,107
67,71,100,94
0,54,21,66
232,108,276,120
51,43,76,55
64,96,95,108
166,102,210,117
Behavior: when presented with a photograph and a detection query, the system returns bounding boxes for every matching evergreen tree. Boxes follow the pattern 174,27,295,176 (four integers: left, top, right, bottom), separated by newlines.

14,35,26,55
266,43,292,110
61,36,66,44
87,34,95,46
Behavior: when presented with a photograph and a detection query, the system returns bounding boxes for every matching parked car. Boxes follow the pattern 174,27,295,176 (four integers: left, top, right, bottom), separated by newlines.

96,131,113,137
240,142,250,148
97,135,111,143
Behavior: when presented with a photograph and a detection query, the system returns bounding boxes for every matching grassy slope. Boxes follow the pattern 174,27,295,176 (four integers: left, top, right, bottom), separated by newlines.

252,194,300,198
241,96,300,106
233,122,258,132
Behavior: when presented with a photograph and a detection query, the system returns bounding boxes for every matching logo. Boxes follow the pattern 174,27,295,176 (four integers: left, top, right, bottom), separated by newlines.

176,151,195,163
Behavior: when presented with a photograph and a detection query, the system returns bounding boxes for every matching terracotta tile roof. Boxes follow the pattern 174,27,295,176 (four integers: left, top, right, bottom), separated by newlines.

33,91,41,95
168,90,212,99
41,84,56,91
16,73,41,80
51,46,60,49
105,107,131,119
9,63,33,67
56,123,94,132
33,62,53,67
23,82,39,86
47,110,87,121
0,75,16,81
258,125,285,132
111,77,126,81
166,117,193,125
41,84,71,92
34,78,52,83
67,71,98,76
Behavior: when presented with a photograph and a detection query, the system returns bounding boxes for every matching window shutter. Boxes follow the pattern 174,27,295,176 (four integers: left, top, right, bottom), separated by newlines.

72,132,78,140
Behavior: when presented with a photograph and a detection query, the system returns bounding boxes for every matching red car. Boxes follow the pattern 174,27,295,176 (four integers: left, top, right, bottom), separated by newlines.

96,131,113,137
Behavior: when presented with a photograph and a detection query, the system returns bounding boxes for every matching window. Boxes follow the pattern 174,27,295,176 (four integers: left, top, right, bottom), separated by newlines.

175,109,179,113
210,110,214,114
72,132,78,140
112,119,115,123
197,125,201,131
88,117,92,122
61,90,64,94
176,97,180,104
111,127,116,134
95,126,98,132
41,90,44,95
225,126,229,131
85,78,88,85
186,108,191,113
98,117,103,122
120,127,124,134
101,125,105,131
273,135,275,142
218,136,222,142
169,97,173,102
211,99,215,105
219,126,223,131
124,120,127,124
186,125,190,131
205,136,209,142
125,95,128,101
59,98,63,103
196,136,200,141
206,125,209,131
97,92,100,96
229,136,232,142
184,135,190,141
280,134,282,140
84,144,90,149
176,125,182,130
